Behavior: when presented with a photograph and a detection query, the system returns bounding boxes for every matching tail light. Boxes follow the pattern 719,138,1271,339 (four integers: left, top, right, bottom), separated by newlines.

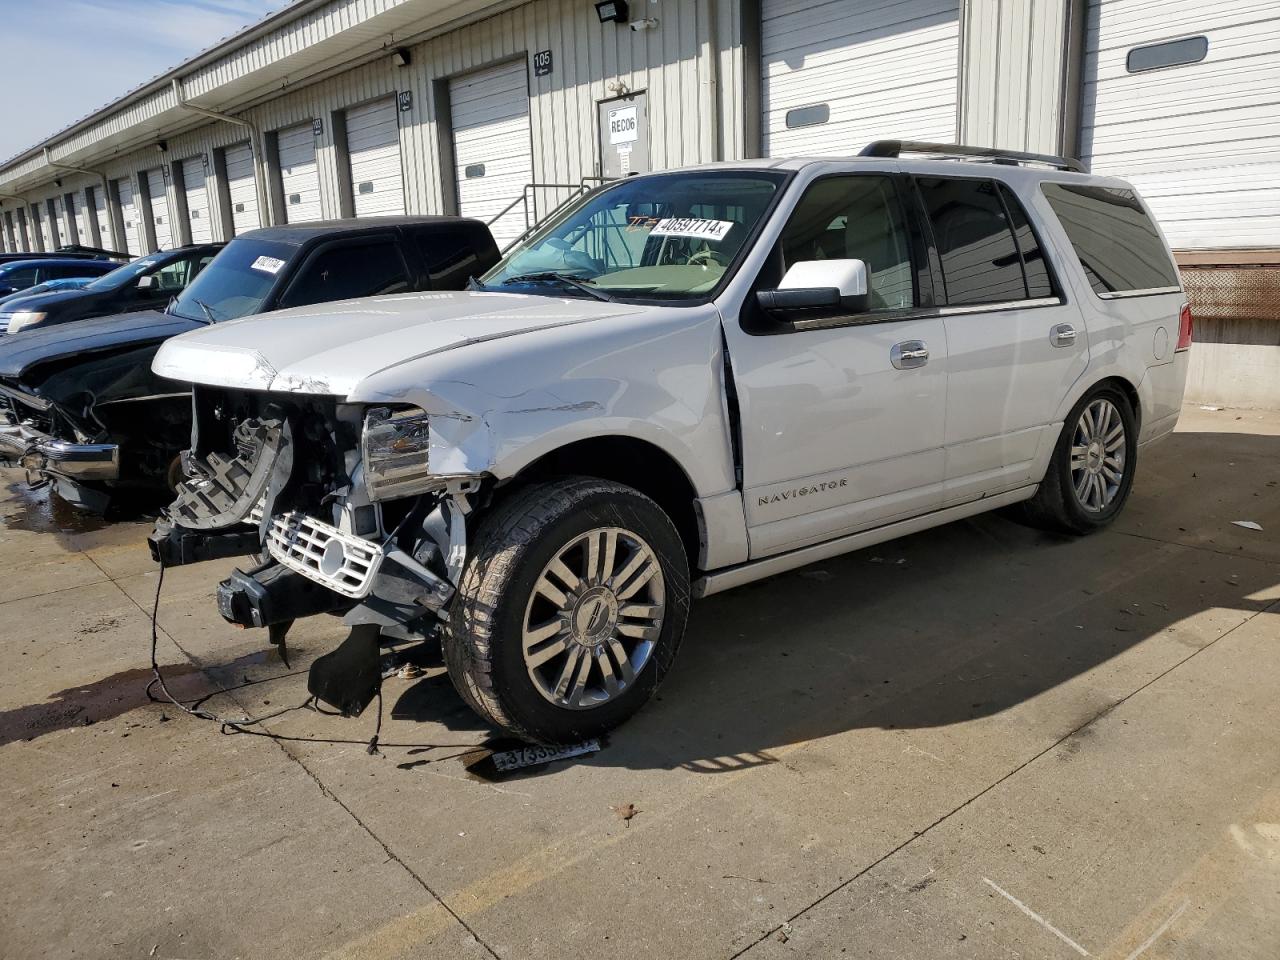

1175,302,1193,352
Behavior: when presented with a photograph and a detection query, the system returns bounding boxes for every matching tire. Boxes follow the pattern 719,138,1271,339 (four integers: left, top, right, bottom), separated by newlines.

1017,383,1138,535
443,477,690,744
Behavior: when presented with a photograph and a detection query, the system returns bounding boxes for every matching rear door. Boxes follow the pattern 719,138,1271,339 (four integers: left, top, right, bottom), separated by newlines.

913,174,1087,504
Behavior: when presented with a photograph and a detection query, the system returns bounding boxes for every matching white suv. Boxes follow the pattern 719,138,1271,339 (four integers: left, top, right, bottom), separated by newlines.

149,141,1192,744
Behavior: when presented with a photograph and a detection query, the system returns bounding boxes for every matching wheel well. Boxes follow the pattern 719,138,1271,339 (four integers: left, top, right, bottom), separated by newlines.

1091,375,1142,430
510,436,702,568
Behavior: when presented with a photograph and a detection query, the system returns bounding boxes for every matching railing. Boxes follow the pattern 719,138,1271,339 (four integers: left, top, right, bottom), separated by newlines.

487,177,615,252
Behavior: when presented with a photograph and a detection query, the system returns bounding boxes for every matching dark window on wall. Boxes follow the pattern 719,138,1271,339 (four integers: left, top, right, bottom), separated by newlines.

997,183,1055,299
279,241,411,309
916,177,1027,305
1040,183,1180,296
785,104,830,129
1126,36,1208,73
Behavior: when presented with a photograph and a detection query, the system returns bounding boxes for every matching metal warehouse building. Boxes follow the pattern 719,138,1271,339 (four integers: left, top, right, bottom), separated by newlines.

0,0,1276,402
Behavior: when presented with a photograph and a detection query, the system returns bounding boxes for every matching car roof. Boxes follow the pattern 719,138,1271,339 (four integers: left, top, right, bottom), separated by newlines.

236,215,486,245
0,257,117,270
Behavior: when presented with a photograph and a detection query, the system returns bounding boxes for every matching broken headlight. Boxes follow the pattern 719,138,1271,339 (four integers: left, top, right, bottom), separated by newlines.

361,405,434,501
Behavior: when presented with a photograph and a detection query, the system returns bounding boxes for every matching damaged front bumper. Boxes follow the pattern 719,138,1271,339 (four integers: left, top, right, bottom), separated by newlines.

0,414,121,509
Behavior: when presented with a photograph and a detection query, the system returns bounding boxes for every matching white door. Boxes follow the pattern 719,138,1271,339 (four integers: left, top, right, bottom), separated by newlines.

116,179,141,255
146,168,173,250
449,61,534,248
224,142,260,236
181,157,213,244
71,192,90,246
346,98,405,217
723,172,948,558
50,197,69,249
1081,0,1280,250
761,0,960,156
92,188,110,249
277,122,322,223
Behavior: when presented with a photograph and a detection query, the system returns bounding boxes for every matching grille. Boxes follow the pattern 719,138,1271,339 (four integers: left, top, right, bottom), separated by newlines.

265,511,383,598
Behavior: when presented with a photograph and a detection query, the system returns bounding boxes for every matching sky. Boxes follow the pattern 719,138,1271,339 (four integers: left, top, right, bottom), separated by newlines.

0,0,287,163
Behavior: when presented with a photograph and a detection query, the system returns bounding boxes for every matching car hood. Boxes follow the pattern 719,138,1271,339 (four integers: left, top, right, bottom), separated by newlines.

152,291,645,396
0,310,198,379
0,288,92,315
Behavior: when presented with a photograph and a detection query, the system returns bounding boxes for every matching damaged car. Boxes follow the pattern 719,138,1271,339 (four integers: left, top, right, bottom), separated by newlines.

148,143,1192,744
0,217,500,511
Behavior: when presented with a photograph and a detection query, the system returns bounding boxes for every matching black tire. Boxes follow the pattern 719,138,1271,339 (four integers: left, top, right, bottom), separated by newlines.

443,477,691,744
1016,383,1138,535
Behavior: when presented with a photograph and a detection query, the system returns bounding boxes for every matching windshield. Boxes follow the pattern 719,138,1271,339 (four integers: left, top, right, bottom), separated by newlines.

170,239,296,322
84,255,164,292
479,170,787,302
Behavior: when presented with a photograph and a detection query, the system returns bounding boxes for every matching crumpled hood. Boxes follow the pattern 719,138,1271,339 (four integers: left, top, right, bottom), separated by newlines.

152,291,642,396
0,310,196,379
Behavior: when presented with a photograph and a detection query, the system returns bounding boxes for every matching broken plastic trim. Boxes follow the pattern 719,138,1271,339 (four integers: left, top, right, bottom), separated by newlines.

168,411,293,530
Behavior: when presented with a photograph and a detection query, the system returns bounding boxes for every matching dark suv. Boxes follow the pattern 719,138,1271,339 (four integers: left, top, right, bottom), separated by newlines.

0,217,499,511
0,258,118,300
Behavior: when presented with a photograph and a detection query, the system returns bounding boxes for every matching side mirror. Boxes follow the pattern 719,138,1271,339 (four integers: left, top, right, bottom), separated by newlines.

756,259,870,320
136,274,155,291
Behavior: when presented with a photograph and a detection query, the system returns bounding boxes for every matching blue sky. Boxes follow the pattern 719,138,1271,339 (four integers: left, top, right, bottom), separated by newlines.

0,0,286,163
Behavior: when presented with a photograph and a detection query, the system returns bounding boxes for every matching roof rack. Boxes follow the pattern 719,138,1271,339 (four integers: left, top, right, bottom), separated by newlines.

859,140,1087,174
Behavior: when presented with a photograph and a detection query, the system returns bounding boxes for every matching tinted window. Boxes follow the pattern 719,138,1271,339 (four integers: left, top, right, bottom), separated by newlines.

170,239,297,322
278,241,411,309
1041,183,1180,296
1127,36,1207,73
418,230,488,291
998,183,1054,299
917,177,1026,305
0,267,37,288
778,175,914,310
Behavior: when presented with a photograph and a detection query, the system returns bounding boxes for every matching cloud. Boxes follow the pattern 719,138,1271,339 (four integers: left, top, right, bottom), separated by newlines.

0,0,286,163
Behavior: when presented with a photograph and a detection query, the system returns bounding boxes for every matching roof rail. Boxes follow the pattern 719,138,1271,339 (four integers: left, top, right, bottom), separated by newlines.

859,140,1087,174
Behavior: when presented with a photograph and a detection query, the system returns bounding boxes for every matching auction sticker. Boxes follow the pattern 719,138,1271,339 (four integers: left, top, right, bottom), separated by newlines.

650,217,734,242
250,255,287,274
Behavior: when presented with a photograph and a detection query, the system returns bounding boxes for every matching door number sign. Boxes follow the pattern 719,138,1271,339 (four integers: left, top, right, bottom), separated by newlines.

533,50,553,77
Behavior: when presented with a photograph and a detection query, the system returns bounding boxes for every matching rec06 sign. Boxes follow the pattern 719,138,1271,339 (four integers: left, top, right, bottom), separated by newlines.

608,105,639,145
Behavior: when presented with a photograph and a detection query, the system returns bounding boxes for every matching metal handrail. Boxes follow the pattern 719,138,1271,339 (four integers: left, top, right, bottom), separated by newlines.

487,178,617,252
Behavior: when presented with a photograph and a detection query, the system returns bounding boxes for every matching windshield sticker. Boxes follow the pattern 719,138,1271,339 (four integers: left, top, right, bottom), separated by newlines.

250,255,286,275
649,218,735,242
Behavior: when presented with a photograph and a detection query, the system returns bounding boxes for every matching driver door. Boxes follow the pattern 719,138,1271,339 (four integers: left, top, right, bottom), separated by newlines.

723,173,949,559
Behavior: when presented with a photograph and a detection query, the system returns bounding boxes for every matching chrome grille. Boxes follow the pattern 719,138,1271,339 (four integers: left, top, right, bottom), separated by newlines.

265,511,383,598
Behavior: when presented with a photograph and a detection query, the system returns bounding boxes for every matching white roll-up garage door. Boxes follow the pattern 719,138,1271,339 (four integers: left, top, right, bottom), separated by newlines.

761,0,960,156
93,188,111,250
71,192,90,246
449,61,534,248
116,178,141,255
346,98,405,217
277,123,322,223
1081,0,1280,250
180,157,213,245
224,143,261,236
50,197,69,249
145,168,173,251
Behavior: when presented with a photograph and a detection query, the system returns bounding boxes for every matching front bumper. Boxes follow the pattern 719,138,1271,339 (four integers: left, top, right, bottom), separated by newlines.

0,420,120,481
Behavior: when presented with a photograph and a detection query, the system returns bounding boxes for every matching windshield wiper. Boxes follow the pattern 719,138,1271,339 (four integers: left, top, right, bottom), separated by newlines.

191,298,219,324
500,272,615,302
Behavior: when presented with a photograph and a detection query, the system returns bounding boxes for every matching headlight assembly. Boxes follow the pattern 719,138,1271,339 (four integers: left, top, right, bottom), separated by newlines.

7,311,47,333
361,405,434,501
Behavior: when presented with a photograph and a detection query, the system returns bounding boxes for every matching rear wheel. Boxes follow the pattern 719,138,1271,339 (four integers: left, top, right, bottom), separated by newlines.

1018,384,1138,535
444,477,690,744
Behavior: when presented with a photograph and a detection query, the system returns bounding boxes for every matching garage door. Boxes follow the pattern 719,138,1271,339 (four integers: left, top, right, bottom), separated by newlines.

116,178,141,255
224,142,261,236
277,123,322,223
145,168,173,250
180,157,213,245
761,0,960,156
1080,0,1280,250
50,197,70,249
71,192,91,246
449,61,534,248
347,98,405,217
92,188,111,250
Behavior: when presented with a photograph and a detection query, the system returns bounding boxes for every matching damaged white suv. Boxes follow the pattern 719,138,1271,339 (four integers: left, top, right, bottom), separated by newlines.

149,141,1191,744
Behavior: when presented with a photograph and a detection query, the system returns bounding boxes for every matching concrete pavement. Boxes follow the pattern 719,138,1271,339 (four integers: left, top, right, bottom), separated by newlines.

1,405,1277,960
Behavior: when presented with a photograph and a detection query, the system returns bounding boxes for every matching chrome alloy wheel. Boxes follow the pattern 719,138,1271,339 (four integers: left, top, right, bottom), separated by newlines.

1070,397,1126,513
522,527,665,710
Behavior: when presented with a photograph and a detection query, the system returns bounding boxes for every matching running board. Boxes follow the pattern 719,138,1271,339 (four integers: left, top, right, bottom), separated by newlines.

692,485,1038,598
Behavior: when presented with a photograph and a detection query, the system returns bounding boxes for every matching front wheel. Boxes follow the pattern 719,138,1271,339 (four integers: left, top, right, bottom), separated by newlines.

444,477,690,744
1018,384,1138,535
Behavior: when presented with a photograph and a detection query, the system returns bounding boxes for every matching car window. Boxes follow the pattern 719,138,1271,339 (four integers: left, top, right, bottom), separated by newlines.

84,256,163,292
998,184,1055,299
277,241,411,310
169,239,296,322
1040,182,1180,296
917,177,1032,306
0,267,37,288
777,175,914,311
417,230,488,291
151,254,211,294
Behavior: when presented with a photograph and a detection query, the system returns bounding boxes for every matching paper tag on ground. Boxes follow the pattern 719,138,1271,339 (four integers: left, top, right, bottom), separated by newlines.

650,218,734,242
250,255,286,275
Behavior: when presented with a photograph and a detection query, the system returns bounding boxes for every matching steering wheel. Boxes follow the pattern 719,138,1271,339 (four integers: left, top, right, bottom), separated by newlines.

686,246,729,268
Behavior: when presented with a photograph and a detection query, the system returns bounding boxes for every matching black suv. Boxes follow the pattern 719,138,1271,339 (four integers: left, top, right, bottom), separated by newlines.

0,245,224,334
0,258,119,299
0,217,499,511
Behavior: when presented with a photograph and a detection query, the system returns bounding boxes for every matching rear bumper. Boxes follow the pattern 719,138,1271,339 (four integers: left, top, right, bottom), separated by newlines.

0,421,120,481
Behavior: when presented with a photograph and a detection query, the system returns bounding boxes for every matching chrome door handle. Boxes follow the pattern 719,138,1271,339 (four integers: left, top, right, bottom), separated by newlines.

891,340,929,369
1050,323,1077,347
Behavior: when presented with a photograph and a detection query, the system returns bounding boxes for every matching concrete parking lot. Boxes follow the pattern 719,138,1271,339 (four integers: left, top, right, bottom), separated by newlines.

1,405,1278,960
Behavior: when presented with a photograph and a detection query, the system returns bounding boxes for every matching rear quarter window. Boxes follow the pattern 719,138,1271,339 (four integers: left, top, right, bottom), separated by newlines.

1040,182,1180,297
